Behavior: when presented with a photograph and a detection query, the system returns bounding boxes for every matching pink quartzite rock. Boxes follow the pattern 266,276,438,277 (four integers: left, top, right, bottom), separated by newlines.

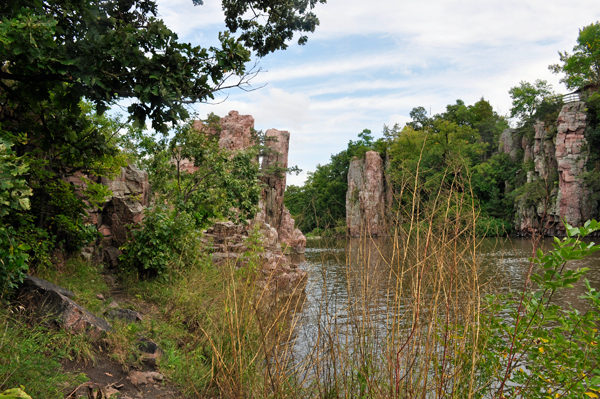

260,129,290,229
190,112,306,252
219,111,256,151
555,102,590,231
202,221,307,296
66,165,150,266
346,151,386,237
278,208,307,253
96,165,150,266
192,110,255,152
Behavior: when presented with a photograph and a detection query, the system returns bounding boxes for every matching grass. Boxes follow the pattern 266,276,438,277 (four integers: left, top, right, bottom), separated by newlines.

0,307,88,398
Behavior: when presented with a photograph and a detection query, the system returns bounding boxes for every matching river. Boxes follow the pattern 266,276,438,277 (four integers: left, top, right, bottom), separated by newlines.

280,236,600,392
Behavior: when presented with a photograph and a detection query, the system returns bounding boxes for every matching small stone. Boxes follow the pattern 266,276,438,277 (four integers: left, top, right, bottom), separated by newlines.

107,308,143,323
96,293,105,301
108,301,119,309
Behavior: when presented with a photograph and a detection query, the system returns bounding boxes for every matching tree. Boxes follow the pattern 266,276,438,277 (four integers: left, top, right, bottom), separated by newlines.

0,0,326,132
406,106,431,130
550,21,600,90
0,0,326,268
508,80,554,122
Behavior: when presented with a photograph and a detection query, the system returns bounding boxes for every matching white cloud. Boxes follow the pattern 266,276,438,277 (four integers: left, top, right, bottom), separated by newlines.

155,0,600,186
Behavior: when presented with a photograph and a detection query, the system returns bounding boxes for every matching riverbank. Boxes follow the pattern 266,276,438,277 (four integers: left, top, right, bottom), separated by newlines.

1,245,305,398
4,222,600,398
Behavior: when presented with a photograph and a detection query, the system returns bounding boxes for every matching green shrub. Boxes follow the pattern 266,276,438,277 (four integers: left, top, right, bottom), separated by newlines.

474,216,512,237
480,221,600,397
120,206,200,277
512,180,548,208
0,226,30,298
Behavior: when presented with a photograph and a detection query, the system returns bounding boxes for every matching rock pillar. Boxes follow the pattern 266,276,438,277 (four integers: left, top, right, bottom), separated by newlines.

346,151,386,237
555,102,591,231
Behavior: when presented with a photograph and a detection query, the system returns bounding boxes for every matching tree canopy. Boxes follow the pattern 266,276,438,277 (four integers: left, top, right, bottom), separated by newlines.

550,21,600,90
509,80,555,122
0,0,326,288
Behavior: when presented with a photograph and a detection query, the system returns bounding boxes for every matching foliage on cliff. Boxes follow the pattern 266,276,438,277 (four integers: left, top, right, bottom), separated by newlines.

119,118,262,276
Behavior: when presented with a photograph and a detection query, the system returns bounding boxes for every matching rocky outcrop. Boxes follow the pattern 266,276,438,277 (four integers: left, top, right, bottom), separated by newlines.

555,102,592,231
95,165,151,266
202,221,307,295
192,110,255,152
278,208,307,253
18,275,112,339
259,129,290,230
191,112,307,253
532,121,557,180
67,165,151,266
512,101,596,235
255,128,306,252
346,151,386,237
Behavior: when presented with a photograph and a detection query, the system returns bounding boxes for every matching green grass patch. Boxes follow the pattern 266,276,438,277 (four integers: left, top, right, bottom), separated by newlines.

0,308,88,399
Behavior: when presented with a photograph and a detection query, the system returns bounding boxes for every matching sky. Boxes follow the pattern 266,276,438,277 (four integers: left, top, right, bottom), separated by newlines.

155,0,600,185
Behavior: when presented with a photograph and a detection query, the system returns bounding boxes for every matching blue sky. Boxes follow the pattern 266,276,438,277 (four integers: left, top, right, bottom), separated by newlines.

156,0,600,185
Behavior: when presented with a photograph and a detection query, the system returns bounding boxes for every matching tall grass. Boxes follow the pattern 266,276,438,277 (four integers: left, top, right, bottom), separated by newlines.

6,151,597,398
286,155,501,398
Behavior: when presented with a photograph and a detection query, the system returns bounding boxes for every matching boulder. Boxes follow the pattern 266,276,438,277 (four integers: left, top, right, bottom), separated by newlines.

346,151,386,237
18,275,111,339
137,336,164,367
69,164,150,266
96,165,150,266
203,221,307,295
106,308,143,323
278,208,306,253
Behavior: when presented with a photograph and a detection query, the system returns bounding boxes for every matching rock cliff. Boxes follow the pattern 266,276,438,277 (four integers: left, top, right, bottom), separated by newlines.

509,101,597,235
499,128,520,161
68,165,151,266
346,151,386,237
192,113,306,252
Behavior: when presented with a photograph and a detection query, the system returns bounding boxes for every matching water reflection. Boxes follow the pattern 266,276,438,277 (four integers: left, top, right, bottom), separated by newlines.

293,236,600,357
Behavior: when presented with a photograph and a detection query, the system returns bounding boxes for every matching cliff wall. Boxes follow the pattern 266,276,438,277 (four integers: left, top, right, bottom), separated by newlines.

502,101,598,235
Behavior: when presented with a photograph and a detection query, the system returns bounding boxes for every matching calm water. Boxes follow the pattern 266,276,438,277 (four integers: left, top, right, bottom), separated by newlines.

287,236,600,357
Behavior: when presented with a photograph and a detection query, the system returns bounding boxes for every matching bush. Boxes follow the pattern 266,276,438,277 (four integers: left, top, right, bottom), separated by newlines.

0,226,30,299
474,216,512,237
119,206,200,277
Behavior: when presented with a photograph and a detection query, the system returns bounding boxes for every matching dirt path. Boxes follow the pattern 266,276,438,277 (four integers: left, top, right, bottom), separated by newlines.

61,274,187,399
